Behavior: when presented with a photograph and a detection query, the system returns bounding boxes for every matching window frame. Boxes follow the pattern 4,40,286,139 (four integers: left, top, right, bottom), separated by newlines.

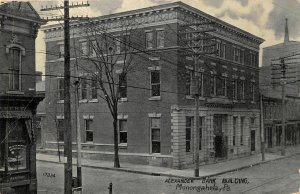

150,70,160,97
118,119,128,144
84,119,93,143
80,76,88,100
156,30,165,48
150,117,161,154
233,116,237,146
145,31,154,49
240,116,245,145
185,116,193,152
118,72,127,99
9,48,22,91
57,77,64,101
91,78,98,100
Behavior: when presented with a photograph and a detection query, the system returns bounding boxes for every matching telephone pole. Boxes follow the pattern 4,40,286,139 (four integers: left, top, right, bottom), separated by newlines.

280,58,286,156
40,1,89,193
180,21,216,177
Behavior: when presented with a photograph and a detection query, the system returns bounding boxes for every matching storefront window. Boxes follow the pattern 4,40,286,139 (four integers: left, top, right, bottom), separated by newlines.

7,120,27,171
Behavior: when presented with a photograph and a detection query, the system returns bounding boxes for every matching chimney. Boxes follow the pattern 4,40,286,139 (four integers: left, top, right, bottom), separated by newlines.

284,18,289,44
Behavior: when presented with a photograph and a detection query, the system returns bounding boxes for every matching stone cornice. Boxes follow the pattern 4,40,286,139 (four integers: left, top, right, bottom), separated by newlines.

42,2,263,47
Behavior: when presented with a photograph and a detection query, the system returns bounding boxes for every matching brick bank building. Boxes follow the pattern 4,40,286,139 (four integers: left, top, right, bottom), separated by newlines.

0,2,43,193
41,2,264,169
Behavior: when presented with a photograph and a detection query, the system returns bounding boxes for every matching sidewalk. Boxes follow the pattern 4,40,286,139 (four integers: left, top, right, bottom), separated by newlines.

36,147,300,179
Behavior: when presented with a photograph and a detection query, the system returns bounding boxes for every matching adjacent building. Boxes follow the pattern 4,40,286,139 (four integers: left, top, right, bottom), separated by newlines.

260,19,300,151
41,2,264,169
0,2,43,193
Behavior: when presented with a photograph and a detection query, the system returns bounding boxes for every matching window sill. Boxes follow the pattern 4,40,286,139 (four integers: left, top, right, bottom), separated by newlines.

233,100,238,103
241,100,246,103
118,98,128,102
148,96,161,101
6,91,24,95
89,99,98,103
79,99,88,103
185,95,194,99
57,100,64,104
251,101,256,104
119,143,127,148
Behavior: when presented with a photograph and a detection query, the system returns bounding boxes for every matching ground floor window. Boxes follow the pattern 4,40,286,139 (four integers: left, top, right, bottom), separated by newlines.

276,125,282,146
0,119,28,172
85,119,93,142
185,117,193,152
151,118,161,153
118,119,127,144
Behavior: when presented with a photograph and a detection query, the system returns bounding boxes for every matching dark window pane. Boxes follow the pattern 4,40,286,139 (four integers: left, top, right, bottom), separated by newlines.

120,132,127,143
151,71,160,84
86,131,93,142
151,84,160,96
152,142,160,153
186,141,190,152
151,128,160,141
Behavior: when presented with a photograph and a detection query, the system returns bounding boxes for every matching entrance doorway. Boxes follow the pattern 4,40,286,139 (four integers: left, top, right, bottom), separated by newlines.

213,115,227,158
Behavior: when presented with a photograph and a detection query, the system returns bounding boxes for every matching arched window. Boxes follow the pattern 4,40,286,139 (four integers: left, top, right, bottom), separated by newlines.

9,47,22,91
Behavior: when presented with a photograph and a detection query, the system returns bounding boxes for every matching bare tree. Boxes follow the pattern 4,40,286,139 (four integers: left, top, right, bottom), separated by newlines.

74,19,143,168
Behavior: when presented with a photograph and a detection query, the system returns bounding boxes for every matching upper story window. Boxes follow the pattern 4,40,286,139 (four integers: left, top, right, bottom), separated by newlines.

121,34,130,52
90,40,97,56
233,47,241,63
115,37,121,54
91,78,98,100
185,69,192,96
9,48,21,91
250,52,258,67
250,82,255,102
58,78,64,101
216,42,226,58
239,80,245,100
59,44,64,58
150,70,160,97
80,76,88,100
146,31,154,49
80,41,88,56
233,79,238,100
150,117,161,153
118,72,127,99
156,30,165,48
185,116,193,152
210,74,216,96
216,76,226,97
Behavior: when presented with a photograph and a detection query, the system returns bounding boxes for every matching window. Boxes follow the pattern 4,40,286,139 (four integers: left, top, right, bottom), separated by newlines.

58,78,64,101
216,42,226,58
146,31,153,49
233,117,237,146
85,119,93,142
115,37,121,54
185,117,193,152
185,69,192,96
250,52,258,67
91,78,97,100
233,79,238,100
210,74,216,96
80,41,88,56
250,83,255,102
239,80,245,100
118,73,127,99
233,47,240,62
250,117,255,127
59,44,64,57
150,118,161,153
240,116,245,145
81,77,88,100
157,30,165,48
7,120,28,171
150,70,160,97
240,50,245,64
90,40,97,56
216,77,226,96
121,34,130,52
57,119,64,141
119,119,127,144
9,48,21,91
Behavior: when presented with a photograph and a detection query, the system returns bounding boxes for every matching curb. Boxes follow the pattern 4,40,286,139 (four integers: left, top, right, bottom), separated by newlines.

37,152,300,180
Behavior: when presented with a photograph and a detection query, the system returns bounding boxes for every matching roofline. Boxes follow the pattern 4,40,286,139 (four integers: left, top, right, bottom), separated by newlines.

41,1,264,43
0,2,44,24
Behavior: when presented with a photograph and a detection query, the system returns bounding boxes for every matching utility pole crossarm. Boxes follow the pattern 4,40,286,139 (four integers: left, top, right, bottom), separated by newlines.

40,1,90,11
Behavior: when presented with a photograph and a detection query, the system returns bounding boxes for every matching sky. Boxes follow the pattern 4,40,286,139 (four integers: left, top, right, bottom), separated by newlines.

2,0,300,73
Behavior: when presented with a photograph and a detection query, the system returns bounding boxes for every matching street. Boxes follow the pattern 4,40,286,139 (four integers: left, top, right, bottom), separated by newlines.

37,155,300,194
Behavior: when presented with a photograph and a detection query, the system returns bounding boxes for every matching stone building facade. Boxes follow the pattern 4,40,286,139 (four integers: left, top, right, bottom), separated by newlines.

0,2,43,193
41,2,263,169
